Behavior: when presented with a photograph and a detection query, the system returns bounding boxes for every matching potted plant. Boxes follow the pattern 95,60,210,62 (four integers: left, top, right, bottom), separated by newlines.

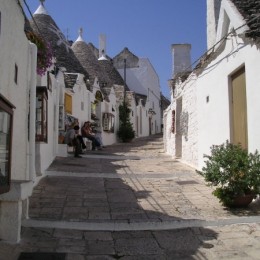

197,141,260,207
117,102,135,142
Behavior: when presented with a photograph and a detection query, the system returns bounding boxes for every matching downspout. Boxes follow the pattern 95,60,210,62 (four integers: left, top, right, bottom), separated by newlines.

29,42,37,181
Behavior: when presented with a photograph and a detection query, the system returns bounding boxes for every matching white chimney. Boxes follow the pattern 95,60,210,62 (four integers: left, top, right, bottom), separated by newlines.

207,0,222,49
171,44,191,78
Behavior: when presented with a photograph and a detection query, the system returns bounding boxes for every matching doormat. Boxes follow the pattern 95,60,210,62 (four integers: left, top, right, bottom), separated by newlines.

18,252,66,260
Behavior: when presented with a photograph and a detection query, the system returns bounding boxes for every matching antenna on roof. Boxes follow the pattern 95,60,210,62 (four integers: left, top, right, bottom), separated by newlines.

40,0,45,5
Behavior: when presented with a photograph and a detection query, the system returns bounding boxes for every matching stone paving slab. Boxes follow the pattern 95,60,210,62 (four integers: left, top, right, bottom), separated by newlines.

28,174,260,223
1,134,260,260
1,223,260,260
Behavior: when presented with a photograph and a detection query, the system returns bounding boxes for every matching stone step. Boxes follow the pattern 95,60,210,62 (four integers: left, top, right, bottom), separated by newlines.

22,216,260,231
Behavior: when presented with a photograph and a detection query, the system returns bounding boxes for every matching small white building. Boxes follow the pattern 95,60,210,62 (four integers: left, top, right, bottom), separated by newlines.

113,48,162,137
29,2,91,172
72,31,122,146
164,0,260,170
0,0,36,242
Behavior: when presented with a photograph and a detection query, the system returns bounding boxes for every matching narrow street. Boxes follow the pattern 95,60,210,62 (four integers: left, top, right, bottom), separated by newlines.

1,134,260,260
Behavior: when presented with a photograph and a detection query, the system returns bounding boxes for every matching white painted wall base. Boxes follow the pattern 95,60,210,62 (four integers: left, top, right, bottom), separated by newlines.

0,181,33,242
57,144,68,157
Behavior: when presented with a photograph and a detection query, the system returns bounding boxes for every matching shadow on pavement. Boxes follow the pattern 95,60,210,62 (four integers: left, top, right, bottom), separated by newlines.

16,134,258,259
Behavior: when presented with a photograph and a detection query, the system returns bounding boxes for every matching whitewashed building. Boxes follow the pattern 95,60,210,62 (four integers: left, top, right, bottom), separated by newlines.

113,48,162,137
0,0,36,242
0,0,165,242
72,31,125,146
164,0,260,170
29,3,91,172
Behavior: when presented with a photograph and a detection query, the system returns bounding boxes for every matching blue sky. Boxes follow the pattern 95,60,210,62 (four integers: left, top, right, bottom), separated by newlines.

25,0,207,99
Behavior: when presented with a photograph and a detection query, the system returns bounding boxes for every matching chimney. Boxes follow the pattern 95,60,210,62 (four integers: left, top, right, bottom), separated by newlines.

207,0,221,49
99,34,107,59
171,44,191,78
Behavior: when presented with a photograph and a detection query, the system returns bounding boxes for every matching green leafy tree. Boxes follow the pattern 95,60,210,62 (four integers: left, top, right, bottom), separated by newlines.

117,102,135,142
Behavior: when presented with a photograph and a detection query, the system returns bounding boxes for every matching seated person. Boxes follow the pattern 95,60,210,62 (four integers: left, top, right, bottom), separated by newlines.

81,121,102,150
92,128,105,148
64,124,83,158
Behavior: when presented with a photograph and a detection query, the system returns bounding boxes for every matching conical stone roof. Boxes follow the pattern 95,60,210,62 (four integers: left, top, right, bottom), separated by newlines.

231,0,260,39
87,43,128,88
71,31,111,87
29,4,89,79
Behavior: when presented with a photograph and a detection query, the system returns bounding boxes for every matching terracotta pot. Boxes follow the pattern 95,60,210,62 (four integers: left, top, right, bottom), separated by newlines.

228,194,255,208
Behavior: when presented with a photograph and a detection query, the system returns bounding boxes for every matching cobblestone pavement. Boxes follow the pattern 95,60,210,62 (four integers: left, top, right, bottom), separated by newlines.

1,134,260,259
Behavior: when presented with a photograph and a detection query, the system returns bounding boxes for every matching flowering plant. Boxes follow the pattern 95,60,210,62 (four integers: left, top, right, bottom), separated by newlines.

26,31,53,76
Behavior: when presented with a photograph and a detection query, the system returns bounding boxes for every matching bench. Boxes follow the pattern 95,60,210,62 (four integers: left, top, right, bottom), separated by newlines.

83,138,92,150
67,138,92,154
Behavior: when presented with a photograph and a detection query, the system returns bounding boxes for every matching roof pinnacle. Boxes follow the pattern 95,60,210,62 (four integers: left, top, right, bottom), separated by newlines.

75,27,84,42
34,0,48,15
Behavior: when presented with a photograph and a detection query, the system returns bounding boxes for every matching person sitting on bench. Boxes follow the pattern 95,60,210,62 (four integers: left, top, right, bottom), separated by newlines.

81,121,102,150
64,124,83,158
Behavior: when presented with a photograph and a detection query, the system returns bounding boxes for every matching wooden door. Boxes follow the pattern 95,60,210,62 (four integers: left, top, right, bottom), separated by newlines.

231,68,248,149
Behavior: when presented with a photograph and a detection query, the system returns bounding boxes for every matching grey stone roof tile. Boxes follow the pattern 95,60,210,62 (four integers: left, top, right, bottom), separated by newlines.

64,74,78,89
29,14,89,79
72,40,111,86
231,0,260,39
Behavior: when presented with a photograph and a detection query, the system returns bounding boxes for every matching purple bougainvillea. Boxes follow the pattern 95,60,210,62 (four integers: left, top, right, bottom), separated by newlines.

26,31,53,76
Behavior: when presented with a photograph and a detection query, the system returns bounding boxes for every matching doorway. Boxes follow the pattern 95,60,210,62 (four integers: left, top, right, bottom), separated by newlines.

175,97,182,158
230,67,248,149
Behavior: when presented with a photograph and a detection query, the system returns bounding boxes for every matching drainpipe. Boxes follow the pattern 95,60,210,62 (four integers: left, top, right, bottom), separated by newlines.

29,42,37,181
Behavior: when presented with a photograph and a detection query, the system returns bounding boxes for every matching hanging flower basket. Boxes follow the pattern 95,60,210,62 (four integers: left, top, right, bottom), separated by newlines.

26,31,53,76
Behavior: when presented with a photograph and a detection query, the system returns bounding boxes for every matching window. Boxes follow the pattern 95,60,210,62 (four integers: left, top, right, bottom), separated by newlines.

0,94,15,194
102,113,115,133
36,87,48,142
47,72,52,91
171,110,176,133
14,64,18,84
65,93,72,114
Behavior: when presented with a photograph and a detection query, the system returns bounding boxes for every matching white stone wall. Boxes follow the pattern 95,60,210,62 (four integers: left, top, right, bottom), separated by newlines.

0,0,36,242
139,102,150,137
164,0,260,170
164,74,198,168
180,74,198,167
101,87,117,146
163,106,175,155
197,37,260,169
117,58,162,136
165,38,260,170
207,0,221,49
71,74,90,125
0,0,33,180
35,83,56,176
137,58,162,134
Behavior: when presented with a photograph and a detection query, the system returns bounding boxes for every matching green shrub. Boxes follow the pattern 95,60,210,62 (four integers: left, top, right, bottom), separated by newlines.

117,102,135,142
197,141,260,206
